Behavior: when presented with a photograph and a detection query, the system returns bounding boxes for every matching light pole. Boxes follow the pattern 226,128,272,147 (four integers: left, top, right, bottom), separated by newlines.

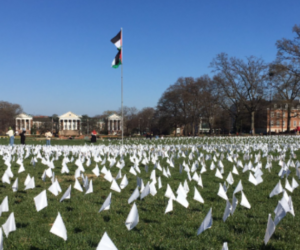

268,71,275,135
139,118,143,135
86,118,89,135
268,82,274,135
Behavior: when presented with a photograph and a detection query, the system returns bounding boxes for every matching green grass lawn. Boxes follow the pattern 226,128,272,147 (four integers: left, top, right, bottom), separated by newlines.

0,136,300,249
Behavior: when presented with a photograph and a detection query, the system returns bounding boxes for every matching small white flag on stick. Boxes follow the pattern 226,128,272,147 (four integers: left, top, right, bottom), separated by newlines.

197,208,212,235
264,214,275,245
99,193,112,212
34,190,48,212
2,212,16,237
96,232,118,250
50,212,67,241
125,203,139,231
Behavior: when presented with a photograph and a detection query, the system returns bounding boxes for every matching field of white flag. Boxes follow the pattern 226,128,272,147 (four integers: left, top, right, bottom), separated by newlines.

0,136,300,249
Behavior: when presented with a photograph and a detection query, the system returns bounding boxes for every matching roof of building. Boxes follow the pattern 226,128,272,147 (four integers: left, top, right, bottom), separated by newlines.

59,111,82,119
16,113,33,119
107,113,122,120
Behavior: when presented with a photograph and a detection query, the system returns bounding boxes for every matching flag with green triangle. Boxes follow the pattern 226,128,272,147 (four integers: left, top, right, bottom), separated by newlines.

111,30,122,68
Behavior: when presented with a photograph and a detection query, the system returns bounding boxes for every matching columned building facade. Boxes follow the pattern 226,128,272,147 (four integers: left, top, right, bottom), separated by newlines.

107,113,122,135
59,112,81,136
15,113,33,133
15,111,123,136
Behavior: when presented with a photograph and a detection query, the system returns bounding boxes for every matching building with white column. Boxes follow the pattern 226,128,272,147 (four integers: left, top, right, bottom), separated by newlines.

107,113,122,135
15,113,33,134
58,111,82,136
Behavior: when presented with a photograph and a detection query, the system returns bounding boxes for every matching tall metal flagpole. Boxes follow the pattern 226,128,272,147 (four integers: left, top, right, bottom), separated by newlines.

121,27,124,147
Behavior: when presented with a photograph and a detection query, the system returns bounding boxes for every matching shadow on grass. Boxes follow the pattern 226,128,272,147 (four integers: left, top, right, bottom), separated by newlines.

103,215,110,222
153,245,167,250
116,210,124,215
87,239,98,248
66,206,74,212
29,247,42,250
258,243,280,250
132,227,141,233
140,207,148,212
14,199,22,204
73,227,83,233
143,218,159,223
16,222,29,228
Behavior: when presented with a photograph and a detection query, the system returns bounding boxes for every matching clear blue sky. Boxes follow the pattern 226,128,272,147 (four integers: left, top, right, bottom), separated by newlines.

1,0,299,116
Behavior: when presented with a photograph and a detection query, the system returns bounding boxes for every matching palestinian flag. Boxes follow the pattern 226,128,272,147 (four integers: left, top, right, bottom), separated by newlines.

112,50,122,69
111,30,122,68
111,31,122,49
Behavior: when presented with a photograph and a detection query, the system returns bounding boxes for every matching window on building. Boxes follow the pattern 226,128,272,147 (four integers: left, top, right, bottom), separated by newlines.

271,112,274,118
276,112,280,118
64,125,67,130
283,121,285,126
271,120,274,126
285,104,288,108
274,104,277,108
277,121,280,126
283,112,286,117
294,121,297,127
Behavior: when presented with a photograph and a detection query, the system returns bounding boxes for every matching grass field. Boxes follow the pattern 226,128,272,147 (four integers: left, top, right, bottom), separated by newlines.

0,136,300,249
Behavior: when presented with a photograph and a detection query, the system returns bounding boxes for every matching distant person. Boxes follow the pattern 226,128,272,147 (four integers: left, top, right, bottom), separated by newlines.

45,130,52,146
6,127,14,146
20,128,26,145
91,130,97,143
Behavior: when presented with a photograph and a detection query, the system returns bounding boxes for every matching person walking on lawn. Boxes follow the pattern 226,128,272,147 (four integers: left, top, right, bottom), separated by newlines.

6,127,14,146
91,130,97,143
20,128,26,145
45,130,52,146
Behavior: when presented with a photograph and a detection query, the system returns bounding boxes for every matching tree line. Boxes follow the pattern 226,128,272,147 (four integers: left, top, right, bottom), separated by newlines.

1,24,300,136
154,24,300,135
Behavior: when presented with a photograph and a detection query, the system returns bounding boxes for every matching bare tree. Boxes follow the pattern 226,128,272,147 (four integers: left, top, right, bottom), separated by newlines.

0,101,23,134
156,83,184,134
269,62,300,132
52,114,59,133
197,76,219,134
138,107,155,134
210,53,268,134
118,106,139,135
212,74,245,133
38,119,52,135
276,24,300,64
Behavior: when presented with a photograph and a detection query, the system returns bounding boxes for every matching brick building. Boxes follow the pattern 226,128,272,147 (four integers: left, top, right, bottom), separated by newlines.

267,102,300,133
